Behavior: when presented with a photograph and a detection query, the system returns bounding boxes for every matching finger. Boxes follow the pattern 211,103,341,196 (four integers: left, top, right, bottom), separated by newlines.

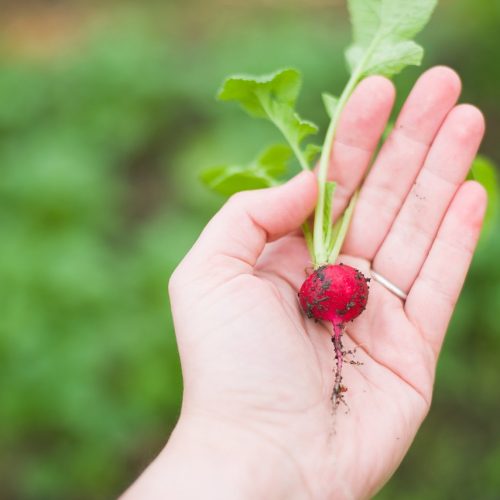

181,171,317,276
328,76,395,219
372,104,485,292
405,181,487,355
344,66,462,259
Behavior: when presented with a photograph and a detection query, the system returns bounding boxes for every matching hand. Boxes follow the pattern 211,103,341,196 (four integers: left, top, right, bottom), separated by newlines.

123,67,486,500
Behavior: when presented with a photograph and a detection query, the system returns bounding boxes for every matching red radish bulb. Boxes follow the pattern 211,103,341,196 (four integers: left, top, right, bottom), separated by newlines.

298,264,370,404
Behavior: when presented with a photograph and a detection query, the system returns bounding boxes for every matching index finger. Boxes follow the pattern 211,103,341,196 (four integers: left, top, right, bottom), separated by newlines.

327,75,395,220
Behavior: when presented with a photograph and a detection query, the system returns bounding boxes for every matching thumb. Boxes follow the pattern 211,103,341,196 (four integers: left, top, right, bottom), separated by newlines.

181,171,317,276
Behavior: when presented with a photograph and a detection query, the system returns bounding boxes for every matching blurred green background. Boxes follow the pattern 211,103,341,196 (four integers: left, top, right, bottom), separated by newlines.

0,1,499,498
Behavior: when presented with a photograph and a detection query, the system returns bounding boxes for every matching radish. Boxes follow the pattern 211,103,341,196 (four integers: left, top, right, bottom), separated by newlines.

202,0,441,405
298,264,369,404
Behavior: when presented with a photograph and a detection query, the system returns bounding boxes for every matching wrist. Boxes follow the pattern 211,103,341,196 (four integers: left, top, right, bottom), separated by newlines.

123,412,312,500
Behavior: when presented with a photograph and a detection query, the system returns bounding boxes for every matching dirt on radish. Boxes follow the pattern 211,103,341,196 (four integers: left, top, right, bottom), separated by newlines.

298,264,369,406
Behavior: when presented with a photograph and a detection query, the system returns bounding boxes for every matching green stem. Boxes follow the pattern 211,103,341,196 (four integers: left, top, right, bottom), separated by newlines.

326,217,342,257
312,72,361,264
257,92,310,171
323,181,337,251
289,141,310,171
312,36,381,266
327,190,359,264
272,119,310,171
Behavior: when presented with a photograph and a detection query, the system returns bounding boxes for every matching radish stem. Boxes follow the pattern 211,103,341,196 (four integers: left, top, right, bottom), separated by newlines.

313,37,380,266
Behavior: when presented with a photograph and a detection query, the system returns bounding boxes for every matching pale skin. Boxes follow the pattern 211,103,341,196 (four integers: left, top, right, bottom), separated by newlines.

122,67,487,500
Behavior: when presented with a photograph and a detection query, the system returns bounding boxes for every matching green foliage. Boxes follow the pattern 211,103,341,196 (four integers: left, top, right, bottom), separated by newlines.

218,68,302,118
322,92,339,119
207,1,441,267
468,155,499,234
216,68,318,172
304,143,323,165
199,144,292,195
346,0,438,77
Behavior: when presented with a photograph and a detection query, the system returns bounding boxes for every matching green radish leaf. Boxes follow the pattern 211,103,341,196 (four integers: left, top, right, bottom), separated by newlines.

304,143,322,166
346,0,437,78
218,69,318,170
322,93,339,119
200,167,274,196
323,181,337,249
200,144,292,196
382,120,395,141
468,155,499,235
218,68,301,118
257,144,294,177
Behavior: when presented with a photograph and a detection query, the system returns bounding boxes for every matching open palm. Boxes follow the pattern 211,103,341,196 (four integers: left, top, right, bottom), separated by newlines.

167,67,486,500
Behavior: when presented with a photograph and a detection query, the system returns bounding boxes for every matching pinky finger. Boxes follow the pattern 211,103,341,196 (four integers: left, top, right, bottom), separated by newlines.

405,181,488,356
